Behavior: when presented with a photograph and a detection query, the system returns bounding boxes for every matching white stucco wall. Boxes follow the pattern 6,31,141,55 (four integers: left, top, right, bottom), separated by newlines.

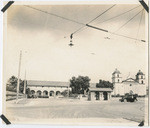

113,82,146,96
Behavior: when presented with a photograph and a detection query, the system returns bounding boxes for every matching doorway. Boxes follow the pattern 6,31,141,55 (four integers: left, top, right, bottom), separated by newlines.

103,91,108,100
95,91,99,100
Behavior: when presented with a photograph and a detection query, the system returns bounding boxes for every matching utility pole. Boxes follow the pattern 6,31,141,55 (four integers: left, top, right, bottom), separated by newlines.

16,51,22,103
23,70,26,95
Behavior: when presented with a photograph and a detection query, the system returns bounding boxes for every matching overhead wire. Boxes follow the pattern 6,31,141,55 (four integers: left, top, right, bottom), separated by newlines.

72,5,142,36
88,4,116,24
72,4,116,35
23,5,146,43
109,9,145,42
84,24,144,42
76,8,145,42
102,7,144,42
96,5,141,25
24,5,85,26
108,32,143,42
114,9,143,33
135,9,144,43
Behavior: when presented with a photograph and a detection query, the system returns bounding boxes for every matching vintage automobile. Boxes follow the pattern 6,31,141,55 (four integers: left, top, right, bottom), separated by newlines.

119,93,138,102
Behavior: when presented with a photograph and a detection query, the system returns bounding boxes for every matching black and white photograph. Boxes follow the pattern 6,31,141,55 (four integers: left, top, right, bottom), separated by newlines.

1,0,149,126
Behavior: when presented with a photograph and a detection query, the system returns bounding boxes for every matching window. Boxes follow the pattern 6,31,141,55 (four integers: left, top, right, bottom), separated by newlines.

141,80,144,84
117,74,119,77
130,84,132,86
118,79,119,82
141,76,143,79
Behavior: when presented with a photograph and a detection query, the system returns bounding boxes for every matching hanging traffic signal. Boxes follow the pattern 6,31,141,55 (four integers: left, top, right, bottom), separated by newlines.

69,40,74,47
69,33,74,47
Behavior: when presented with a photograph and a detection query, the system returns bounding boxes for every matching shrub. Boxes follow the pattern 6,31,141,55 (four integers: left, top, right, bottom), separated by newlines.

116,94,120,97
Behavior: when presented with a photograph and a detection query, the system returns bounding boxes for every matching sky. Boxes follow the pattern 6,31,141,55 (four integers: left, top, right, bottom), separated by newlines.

3,3,148,85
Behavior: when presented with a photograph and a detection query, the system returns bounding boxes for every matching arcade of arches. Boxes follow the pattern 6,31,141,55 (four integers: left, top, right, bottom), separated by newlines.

30,90,61,97
27,80,71,98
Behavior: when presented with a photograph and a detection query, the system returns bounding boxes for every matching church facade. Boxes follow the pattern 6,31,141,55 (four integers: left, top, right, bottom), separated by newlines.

112,69,146,96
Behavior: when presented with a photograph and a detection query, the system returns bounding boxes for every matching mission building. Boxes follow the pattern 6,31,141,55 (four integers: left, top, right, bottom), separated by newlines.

112,69,146,96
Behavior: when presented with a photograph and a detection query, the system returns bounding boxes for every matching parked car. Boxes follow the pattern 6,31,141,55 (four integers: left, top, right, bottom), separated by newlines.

119,94,138,102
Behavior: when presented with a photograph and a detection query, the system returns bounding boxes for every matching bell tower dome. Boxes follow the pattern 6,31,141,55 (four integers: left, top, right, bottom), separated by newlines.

112,68,122,83
136,70,145,84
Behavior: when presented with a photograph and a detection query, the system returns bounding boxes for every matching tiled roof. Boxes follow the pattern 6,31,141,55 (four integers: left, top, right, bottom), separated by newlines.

89,87,113,92
27,80,70,87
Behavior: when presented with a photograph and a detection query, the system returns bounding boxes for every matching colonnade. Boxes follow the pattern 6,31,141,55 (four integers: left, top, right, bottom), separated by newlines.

88,91,111,101
30,90,61,98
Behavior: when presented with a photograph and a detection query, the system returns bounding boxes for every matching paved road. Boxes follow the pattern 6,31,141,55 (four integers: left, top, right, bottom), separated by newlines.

6,98,147,125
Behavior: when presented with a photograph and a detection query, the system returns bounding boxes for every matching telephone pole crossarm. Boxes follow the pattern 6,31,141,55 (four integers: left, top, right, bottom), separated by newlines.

86,24,108,32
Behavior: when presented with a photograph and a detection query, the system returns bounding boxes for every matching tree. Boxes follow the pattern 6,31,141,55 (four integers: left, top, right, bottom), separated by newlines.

70,76,91,94
61,89,72,97
6,75,24,93
26,88,32,98
96,79,113,89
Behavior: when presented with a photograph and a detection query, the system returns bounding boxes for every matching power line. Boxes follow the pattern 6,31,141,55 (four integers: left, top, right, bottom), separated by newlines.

73,8,145,42
96,5,141,25
114,9,143,33
24,5,85,26
72,25,85,35
85,24,145,42
72,5,141,36
24,5,145,43
72,4,116,35
109,32,143,42
135,9,144,43
88,4,116,24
